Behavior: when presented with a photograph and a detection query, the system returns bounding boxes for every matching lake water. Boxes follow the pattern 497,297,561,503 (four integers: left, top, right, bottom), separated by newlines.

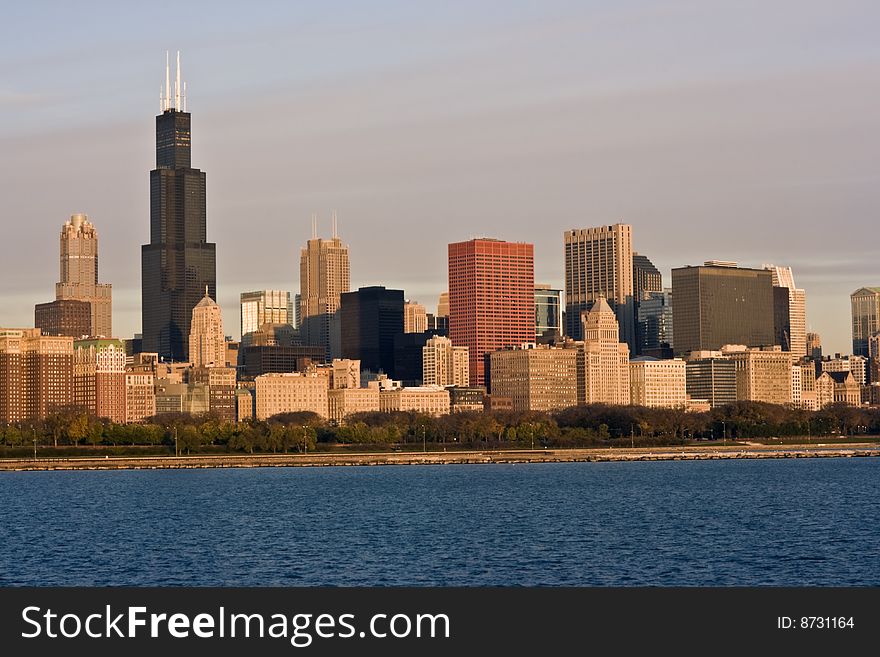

1,458,877,586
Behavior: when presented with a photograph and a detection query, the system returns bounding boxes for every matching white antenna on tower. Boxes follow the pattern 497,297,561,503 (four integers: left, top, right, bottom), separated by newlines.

164,50,171,111
311,213,318,239
331,210,338,238
175,51,181,110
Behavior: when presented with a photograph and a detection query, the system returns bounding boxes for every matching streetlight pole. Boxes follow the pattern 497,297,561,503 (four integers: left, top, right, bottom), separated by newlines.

722,420,726,447
302,425,308,454
422,426,426,453
174,426,178,457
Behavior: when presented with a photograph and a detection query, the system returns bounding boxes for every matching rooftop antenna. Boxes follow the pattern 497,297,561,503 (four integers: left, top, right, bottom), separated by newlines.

175,51,181,110
311,213,317,239
331,210,338,238
164,51,170,111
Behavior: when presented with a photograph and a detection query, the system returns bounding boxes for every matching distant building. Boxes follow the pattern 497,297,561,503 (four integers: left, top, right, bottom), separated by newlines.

155,381,210,416
393,331,440,386
34,299,92,339
636,289,673,358
448,238,535,386
672,262,776,355
806,332,822,361
328,387,380,422
255,372,329,420
449,386,486,413
851,287,880,357
823,371,861,407
190,366,237,422
629,357,687,408
299,227,350,359
489,344,578,412
73,338,127,423
578,298,630,405
0,328,74,422
564,224,635,348
340,286,404,377
764,264,807,358
124,371,156,423
240,290,294,342
330,358,361,390
822,355,868,386
535,284,563,343
189,291,226,368
378,385,450,416
235,387,255,423
633,253,662,299
685,355,737,409
238,344,326,380
722,345,792,405
404,301,428,334
422,335,469,388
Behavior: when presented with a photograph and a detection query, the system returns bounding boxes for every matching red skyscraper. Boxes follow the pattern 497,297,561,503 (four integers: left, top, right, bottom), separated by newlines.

448,238,536,386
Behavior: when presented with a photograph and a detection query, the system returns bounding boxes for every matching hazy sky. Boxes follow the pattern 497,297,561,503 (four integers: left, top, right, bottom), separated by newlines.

1,0,878,354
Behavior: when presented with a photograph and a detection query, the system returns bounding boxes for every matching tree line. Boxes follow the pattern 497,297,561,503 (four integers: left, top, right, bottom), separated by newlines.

0,402,878,454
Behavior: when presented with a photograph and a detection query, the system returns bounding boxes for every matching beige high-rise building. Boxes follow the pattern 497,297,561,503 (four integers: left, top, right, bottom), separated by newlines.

564,223,634,346
404,301,428,333
0,328,74,422
798,362,818,411
422,336,469,387
764,264,807,358
489,344,578,412
255,372,329,420
629,357,687,408
328,387,380,422
299,225,350,359
579,298,631,405
189,291,226,368
436,292,449,319
54,214,113,337
822,355,868,386
190,366,237,423
378,385,450,416
73,338,127,423
722,345,793,405
330,358,361,389
124,371,156,423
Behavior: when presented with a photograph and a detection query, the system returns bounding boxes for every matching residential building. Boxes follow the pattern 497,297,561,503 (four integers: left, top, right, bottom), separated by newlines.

448,238,535,386
255,372,329,420
672,262,776,355
722,345,793,405
142,56,216,361
489,344,578,412
0,328,74,422
629,357,687,408
328,387,380,422
73,338,127,423
564,223,634,347
190,366,237,422
578,298,630,405
124,371,156,423
422,335,469,388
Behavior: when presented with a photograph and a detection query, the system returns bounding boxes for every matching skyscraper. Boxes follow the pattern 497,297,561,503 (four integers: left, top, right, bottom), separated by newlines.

299,217,350,359
37,214,112,338
189,291,226,368
564,224,634,348
448,238,535,387
0,328,74,422
671,262,775,356
404,300,428,333
578,298,631,405
422,335,469,388
633,252,662,299
636,289,673,358
851,287,880,357
535,284,563,343
142,52,216,362
240,290,294,339
764,264,806,358
339,286,404,376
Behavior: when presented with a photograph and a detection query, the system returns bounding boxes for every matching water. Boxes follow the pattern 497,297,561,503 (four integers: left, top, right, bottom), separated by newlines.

1,459,878,586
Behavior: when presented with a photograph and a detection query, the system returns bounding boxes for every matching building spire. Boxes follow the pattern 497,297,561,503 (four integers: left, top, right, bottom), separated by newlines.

175,51,181,110
331,209,338,238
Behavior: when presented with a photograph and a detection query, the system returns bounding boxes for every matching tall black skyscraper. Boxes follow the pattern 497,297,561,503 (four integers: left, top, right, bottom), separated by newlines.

141,53,216,361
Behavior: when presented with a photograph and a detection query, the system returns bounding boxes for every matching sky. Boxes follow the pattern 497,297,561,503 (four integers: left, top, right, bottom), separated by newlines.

1,0,878,354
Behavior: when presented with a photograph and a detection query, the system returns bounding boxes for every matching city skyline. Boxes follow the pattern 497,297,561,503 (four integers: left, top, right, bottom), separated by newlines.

2,2,879,354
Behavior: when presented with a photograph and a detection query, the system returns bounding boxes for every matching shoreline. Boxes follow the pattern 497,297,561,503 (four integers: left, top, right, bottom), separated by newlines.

1,443,879,472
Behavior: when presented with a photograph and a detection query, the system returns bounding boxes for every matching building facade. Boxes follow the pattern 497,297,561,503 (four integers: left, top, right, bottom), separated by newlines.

299,231,350,359
404,301,428,334
328,387,380,422
685,356,737,409
636,289,673,358
489,344,578,412
142,60,216,362
255,372,329,420
422,335,469,388
578,298,630,405
564,224,634,347
723,346,793,405
35,299,92,339
448,238,535,386
124,371,156,423
73,338,127,423
0,328,74,422
765,264,807,358
188,292,226,368
850,287,880,357
378,386,451,416
240,290,294,341
339,286,405,377
671,263,776,355
629,357,687,408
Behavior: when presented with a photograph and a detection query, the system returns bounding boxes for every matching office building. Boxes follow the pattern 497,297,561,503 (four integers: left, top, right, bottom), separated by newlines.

629,357,687,408
188,291,226,368
190,366,237,422
636,289,673,358
404,301,428,334
340,286,404,377
722,345,792,405
240,290,294,341
299,220,350,359
448,238,535,386
378,385,450,416
255,372,329,420
564,224,634,347
822,355,868,386
672,262,776,355
73,338,127,423
489,344,578,412
633,253,662,299
578,298,630,405
142,54,216,361
764,264,807,358
535,284,563,343
328,387,380,422
35,299,92,339
238,344,326,380
449,386,486,412
422,335,469,388
806,332,822,361
0,328,74,422
851,287,880,357
685,356,737,409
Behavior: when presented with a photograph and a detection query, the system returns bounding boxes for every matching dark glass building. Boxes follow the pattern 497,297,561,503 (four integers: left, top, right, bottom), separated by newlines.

633,253,662,299
393,329,446,386
685,358,737,408
141,99,216,362
671,263,775,356
636,289,673,358
34,299,91,338
339,286,404,377
238,345,326,380
535,285,563,343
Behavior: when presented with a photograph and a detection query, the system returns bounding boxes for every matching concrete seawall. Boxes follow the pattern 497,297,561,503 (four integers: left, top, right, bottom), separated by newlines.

1,444,878,472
